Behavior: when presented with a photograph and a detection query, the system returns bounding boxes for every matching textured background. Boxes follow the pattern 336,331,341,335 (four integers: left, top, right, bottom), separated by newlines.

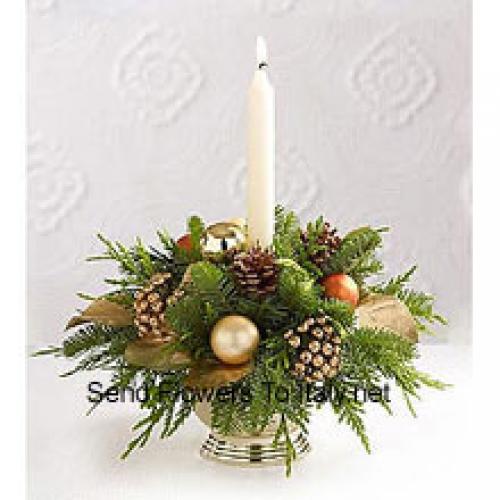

27,0,471,346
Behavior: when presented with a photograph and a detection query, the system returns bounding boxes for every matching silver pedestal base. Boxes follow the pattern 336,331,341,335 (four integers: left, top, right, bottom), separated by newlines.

199,432,311,467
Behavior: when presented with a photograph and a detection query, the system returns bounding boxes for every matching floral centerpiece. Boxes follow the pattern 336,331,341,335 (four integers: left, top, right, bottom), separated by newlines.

35,207,446,475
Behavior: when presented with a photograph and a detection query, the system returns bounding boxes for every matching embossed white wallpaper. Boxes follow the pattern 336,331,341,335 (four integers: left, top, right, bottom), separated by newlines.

27,0,471,346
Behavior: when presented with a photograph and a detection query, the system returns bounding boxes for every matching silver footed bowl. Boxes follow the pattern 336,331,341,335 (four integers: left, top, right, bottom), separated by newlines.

194,401,311,467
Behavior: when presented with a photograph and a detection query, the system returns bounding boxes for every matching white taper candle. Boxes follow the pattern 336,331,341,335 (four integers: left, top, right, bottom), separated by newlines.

247,36,275,248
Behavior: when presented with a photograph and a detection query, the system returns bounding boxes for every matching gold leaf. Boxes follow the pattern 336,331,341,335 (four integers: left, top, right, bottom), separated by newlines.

357,294,418,343
185,359,253,389
124,340,192,371
66,299,133,329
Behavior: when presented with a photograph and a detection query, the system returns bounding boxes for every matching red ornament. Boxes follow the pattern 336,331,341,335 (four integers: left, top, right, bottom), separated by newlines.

176,234,192,251
323,274,359,307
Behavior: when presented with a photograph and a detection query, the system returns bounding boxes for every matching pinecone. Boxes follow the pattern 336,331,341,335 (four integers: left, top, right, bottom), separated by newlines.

301,221,341,269
133,272,175,343
284,315,341,382
231,246,279,297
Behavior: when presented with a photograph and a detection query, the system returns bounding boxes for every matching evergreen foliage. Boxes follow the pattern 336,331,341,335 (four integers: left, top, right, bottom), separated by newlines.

273,205,301,259
120,370,193,459
323,226,387,285
34,324,137,377
35,206,447,476
370,266,447,334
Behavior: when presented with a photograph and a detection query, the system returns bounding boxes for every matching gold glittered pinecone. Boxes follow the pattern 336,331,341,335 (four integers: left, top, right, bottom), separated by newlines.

133,272,175,343
231,246,279,297
284,315,341,383
301,221,341,269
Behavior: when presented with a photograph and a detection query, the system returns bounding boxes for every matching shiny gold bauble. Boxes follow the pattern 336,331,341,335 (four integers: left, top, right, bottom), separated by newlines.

201,222,246,256
210,315,259,365
226,217,246,229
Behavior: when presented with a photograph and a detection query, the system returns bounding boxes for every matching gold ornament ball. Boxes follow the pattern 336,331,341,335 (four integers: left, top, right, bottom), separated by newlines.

210,315,259,365
226,217,246,229
202,222,246,255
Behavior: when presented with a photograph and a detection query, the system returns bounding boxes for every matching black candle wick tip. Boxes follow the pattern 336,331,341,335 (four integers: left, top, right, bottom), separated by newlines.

258,61,268,70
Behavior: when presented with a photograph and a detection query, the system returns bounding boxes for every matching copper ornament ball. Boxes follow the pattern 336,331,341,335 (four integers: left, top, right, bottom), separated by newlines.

176,234,192,251
210,315,260,365
323,273,359,306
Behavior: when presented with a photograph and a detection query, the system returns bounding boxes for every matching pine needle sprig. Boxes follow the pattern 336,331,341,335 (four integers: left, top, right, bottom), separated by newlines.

342,327,447,416
397,290,447,334
156,228,175,254
296,216,337,277
189,261,235,310
33,324,137,378
324,227,387,285
61,324,136,359
372,266,416,295
330,377,371,453
273,205,301,260
329,326,447,452
370,266,447,334
121,370,192,459
273,414,297,477
88,234,177,289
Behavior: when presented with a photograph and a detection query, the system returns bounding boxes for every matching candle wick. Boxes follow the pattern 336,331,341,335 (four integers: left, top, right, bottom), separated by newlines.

256,36,268,70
